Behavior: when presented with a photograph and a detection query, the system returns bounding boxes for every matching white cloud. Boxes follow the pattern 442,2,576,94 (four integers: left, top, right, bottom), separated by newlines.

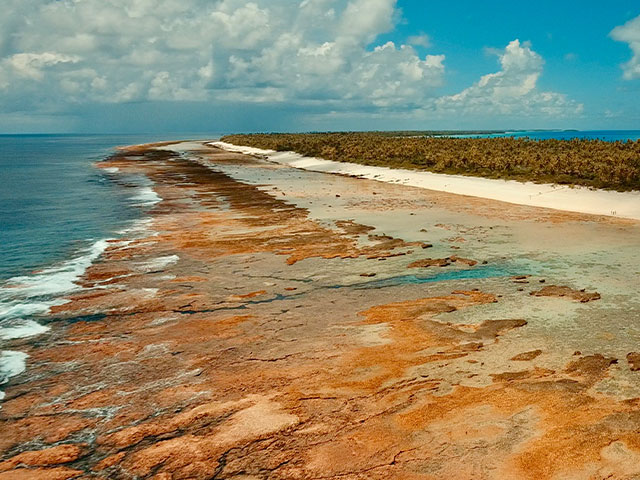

348,42,444,107
7,53,80,80
0,0,445,112
337,0,395,46
407,34,431,48
434,40,582,117
611,15,640,80
209,2,272,50
0,1,581,124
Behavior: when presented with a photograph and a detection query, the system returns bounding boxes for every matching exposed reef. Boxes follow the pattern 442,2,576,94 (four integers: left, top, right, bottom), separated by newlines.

1,142,639,479
530,285,601,303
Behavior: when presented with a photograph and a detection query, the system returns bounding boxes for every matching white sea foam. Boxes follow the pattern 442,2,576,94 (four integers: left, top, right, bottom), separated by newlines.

0,350,29,405
132,186,161,206
0,238,110,387
117,218,154,235
0,351,27,377
211,141,640,221
0,167,160,404
103,167,120,173
137,255,179,272
0,301,58,341
0,320,49,340
0,300,61,320
2,239,109,298
0,239,109,333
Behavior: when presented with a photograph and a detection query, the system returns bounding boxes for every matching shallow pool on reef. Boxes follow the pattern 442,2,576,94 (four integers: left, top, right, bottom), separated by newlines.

337,263,529,290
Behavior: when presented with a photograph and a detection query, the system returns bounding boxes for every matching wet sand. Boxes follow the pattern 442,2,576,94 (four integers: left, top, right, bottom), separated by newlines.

1,142,640,479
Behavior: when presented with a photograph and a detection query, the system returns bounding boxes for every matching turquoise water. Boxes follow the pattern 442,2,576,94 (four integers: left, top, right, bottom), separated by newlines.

350,264,522,290
441,130,640,141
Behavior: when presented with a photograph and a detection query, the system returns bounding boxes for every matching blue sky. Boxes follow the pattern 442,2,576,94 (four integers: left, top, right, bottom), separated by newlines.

0,0,639,133
385,1,640,116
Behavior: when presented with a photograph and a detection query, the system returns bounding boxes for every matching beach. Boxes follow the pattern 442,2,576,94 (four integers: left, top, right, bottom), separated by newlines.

213,140,640,220
1,140,640,479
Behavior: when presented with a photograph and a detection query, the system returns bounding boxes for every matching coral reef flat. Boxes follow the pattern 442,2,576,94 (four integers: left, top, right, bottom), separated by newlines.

1,141,640,479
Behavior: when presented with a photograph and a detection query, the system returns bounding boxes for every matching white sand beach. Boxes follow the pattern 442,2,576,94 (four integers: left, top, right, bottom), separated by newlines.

211,141,640,221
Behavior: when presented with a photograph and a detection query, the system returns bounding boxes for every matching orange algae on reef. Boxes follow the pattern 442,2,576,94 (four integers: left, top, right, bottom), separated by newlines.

1,141,640,479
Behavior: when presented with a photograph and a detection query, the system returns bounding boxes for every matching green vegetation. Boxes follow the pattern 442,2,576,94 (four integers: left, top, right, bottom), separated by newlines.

220,132,640,191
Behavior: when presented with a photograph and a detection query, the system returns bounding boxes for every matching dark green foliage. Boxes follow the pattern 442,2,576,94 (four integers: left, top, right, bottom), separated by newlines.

221,132,640,191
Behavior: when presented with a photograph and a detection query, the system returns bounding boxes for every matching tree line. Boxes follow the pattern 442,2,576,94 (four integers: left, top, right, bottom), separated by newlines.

220,132,640,191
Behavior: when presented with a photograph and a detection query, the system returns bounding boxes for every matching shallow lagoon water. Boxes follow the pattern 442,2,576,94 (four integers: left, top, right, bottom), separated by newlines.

442,129,640,141
334,263,529,290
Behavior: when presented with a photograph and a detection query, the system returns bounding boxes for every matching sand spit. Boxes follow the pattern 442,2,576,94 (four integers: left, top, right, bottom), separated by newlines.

1,142,640,479
212,141,640,221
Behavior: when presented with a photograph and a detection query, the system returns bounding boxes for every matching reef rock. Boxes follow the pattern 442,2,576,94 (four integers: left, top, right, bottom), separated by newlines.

530,285,601,302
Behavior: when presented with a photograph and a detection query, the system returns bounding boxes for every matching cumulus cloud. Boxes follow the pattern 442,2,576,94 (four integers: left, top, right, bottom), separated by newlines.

0,0,581,125
8,53,80,81
407,34,431,48
0,0,445,113
434,40,583,116
611,15,640,79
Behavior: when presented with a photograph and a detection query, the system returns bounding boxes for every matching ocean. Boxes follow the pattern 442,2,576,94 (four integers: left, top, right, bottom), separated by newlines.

443,130,640,141
0,134,217,396
0,130,638,397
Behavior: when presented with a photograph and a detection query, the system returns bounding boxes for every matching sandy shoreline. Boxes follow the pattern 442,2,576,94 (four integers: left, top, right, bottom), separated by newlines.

212,140,640,221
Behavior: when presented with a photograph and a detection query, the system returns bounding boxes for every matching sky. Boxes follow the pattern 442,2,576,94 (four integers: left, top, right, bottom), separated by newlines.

0,0,639,134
